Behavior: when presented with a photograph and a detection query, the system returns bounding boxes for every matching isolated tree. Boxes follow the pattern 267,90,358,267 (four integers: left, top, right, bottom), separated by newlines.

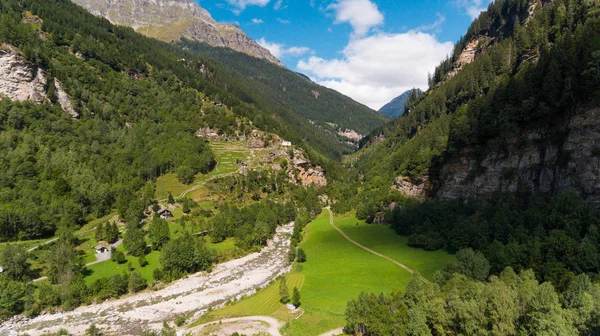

167,192,175,205
95,222,105,242
177,165,195,185
288,247,296,262
123,225,146,257
1,245,29,281
297,248,307,263
292,287,301,307
128,270,147,293
279,276,290,304
148,216,170,250
182,198,191,214
111,249,126,264
138,255,147,267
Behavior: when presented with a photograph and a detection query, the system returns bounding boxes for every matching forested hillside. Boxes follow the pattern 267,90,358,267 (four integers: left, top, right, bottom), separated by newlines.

329,1,600,333
178,40,388,136
0,0,379,242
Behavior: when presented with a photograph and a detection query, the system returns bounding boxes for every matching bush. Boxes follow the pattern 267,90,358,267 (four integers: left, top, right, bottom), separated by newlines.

112,250,126,264
296,248,306,263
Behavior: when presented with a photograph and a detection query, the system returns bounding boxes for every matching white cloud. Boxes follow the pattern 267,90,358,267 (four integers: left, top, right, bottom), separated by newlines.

251,18,264,24
257,38,312,59
417,13,445,32
297,31,453,110
274,0,286,10
226,0,270,14
277,18,291,24
327,0,384,36
457,0,493,19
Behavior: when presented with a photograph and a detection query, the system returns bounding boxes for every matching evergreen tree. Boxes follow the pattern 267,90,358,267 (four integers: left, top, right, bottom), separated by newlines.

95,222,105,242
292,287,301,307
148,216,170,250
279,276,290,304
128,270,147,293
167,193,175,205
297,248,307,263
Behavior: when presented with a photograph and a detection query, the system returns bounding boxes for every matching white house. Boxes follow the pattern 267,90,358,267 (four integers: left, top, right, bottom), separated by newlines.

282,141,292,147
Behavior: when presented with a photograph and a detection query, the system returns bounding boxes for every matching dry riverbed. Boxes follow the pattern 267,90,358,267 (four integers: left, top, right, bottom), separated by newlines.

0,223,294,336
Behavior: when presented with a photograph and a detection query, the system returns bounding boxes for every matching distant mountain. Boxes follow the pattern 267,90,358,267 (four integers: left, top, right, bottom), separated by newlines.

70,0,282,66
378,88,422,118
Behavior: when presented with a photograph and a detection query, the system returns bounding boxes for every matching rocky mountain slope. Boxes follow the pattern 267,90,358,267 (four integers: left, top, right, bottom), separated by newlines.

354,0,600,203
70,0,282,66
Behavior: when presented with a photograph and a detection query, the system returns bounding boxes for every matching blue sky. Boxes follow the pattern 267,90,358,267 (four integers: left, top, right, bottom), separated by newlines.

195,0,492,109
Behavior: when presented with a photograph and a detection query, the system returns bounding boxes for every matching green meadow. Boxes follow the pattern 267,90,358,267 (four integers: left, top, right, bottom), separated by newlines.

201,211,453,336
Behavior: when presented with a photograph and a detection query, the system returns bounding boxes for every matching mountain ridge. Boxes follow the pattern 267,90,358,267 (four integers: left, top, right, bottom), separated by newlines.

70,0,283,66
378,88,422,118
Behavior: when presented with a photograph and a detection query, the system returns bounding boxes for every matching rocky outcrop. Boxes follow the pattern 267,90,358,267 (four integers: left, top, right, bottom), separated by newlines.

71,0,282,66
447,38,480,80
392,176,430,200
338,129,363,142
434,107,600,206
54,79,78,118
0,47,47,102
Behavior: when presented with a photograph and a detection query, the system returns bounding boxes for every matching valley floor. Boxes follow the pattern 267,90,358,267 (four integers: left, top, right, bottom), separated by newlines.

193,211,452,336
0,223,294,336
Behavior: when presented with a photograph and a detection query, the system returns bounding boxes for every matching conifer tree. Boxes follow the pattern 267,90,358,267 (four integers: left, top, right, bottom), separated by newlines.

279,276,290,304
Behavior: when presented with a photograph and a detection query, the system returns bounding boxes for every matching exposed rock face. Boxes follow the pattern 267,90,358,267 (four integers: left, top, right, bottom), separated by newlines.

392,176,429,200
71,0,282,66
54,79,78,118
447,38,480,80
0,48,47,102
338,129,363,142
434,108,600,206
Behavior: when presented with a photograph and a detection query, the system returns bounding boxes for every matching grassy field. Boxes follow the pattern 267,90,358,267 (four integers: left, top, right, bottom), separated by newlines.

200,211,452,335
84,246,161,283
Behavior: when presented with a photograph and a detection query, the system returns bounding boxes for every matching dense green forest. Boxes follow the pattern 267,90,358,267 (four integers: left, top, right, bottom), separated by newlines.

0,0,332,320
345,268,600,335
355,0,600,181
179,39,388,137
338,1,600,334
0,0,372,243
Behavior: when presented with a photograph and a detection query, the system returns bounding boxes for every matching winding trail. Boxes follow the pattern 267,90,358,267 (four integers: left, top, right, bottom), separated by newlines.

325,208,430,285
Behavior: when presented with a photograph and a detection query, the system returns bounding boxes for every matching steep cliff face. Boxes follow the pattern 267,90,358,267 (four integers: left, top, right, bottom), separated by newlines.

0,47,47,102
71,0,282,66
433,107,600,206
0,45,78,117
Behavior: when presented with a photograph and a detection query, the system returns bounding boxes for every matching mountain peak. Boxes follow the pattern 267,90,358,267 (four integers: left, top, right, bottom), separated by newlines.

71,0,283,66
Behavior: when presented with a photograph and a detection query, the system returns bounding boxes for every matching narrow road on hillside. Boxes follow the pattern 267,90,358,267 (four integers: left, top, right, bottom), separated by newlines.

325,208,430,285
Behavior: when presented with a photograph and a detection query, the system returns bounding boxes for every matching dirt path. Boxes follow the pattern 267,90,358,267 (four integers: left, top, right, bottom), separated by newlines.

325,208,430,285
179,316,284,336
318,328,345,336
2,223,294,336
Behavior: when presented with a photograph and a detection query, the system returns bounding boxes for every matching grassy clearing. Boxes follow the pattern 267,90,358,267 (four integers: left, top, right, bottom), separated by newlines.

207,237,236,252
335,214,452,280
84,245,160,283
155,141,250,200
200,211,452,336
